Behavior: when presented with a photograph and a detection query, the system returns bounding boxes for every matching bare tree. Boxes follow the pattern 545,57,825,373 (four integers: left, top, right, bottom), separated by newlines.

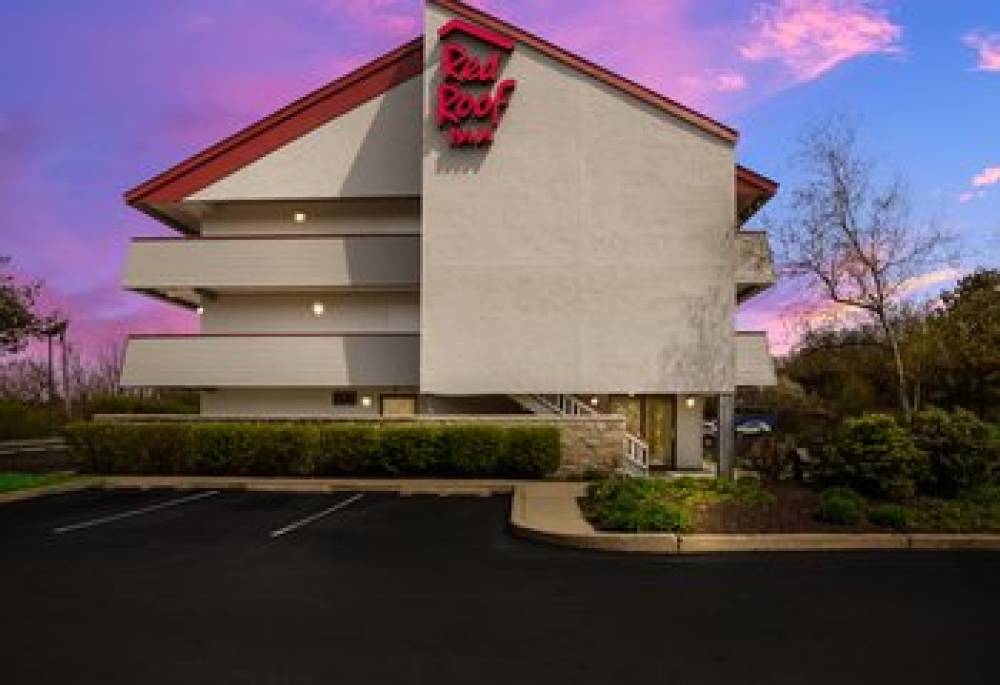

775,117,953,422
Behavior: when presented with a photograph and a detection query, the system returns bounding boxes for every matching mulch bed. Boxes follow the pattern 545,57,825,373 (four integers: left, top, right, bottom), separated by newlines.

691,483,888,534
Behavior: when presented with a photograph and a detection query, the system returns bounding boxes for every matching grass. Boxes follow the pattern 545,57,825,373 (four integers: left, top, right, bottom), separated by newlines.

0,472,78,495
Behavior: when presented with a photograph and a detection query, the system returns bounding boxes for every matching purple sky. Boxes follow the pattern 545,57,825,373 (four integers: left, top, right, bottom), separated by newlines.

2,0,998,358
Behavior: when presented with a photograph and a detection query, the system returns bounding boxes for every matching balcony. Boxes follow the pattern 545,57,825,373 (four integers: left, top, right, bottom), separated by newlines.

120,333,419,388
124,235,420,305
735,331,776,387
736,231,776,302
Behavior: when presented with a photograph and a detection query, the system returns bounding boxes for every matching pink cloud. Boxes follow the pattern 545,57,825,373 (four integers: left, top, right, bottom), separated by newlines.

957,165,1000,203
312,0,420,40
963,31,1000,72
739,266,964,355
740,0,902,81
681,69,749,96
972,166,1000,187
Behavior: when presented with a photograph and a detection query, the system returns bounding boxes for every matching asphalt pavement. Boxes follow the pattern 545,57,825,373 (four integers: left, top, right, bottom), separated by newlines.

1,488,997,684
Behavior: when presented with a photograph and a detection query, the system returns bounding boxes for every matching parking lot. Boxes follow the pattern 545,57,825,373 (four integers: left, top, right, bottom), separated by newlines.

1,487,998,684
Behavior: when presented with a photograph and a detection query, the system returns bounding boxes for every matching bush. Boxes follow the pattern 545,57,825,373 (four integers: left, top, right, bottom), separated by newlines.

0,401,62,439
911,408,998,497
64,421,561,478
585,478,688,532
814,487,866,525
738,435,799,481
868,503,912,530
82,392,199,417
820,414,928,501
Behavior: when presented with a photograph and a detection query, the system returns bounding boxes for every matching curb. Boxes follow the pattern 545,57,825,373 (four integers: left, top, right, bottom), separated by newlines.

0,477,102,505
96,476,516,497
677,533,910,553
507,486,1000,554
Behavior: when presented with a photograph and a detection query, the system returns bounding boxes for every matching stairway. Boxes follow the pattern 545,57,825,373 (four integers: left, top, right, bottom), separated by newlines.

510,394,649,476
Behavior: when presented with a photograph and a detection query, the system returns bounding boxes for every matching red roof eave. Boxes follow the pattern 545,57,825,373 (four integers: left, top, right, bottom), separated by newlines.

125,0,759,230
125,37,424,207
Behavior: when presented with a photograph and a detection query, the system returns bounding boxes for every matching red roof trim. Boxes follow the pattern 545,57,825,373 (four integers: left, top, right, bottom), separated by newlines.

126,37,424,206
429,0,737,144
125,1,757,225
438,18,514,51
129,332,419,339
736,164,779,194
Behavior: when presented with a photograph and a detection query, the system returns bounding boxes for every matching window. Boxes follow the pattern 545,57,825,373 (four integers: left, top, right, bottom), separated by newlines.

332,391,358,407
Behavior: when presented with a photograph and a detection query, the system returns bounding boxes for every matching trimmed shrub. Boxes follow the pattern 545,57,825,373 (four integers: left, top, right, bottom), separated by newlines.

499,426,561,478
815,487,866,525
0,401,62,440
868,503,912,530
911,408,998,497
585,478,687,532
82,392,199,417
820,414,928,501
63,421,561,478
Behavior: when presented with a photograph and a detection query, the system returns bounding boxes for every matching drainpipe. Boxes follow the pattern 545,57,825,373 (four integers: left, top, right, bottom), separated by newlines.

717,393,735,479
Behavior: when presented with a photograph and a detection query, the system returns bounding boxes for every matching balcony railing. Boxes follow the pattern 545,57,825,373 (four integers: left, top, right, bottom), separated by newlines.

736,231,776,301
124,234,420,294
120,333,419,388
735,331,776,386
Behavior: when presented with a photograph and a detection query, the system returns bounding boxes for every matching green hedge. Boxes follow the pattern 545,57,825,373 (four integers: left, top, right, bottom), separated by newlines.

0,401,62,440
63,421,561,478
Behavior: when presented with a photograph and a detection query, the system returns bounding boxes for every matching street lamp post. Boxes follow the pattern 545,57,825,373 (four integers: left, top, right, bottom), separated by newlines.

41,320,68,434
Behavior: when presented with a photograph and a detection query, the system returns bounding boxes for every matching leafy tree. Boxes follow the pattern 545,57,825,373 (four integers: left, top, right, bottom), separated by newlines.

930,270,1000,418
775,118,953,422
0,255,49,355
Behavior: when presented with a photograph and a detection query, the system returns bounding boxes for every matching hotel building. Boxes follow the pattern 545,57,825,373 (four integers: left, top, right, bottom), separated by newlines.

120,0,779,475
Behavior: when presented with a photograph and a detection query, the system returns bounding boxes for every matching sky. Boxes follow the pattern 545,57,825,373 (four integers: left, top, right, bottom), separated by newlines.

1,0,998,359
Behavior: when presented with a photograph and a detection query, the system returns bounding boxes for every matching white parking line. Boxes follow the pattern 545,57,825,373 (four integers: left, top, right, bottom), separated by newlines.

53,490,221,534
269,493,364,538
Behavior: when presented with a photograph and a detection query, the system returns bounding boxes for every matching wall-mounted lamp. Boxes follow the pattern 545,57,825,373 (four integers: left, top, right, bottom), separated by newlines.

589,396,600,407
685,396,697,409
293,211,307,224
196,306,204,316
311,301,325,317
360,396,373,409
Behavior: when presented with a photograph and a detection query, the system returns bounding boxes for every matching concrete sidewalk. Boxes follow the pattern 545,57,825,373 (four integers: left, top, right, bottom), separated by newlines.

98,475,518,496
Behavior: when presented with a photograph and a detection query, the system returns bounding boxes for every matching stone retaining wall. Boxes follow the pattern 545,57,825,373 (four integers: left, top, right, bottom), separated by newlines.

93,414,628,477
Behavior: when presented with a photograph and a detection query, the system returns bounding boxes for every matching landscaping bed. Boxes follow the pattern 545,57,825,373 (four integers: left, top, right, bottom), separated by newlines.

582,478,1000,535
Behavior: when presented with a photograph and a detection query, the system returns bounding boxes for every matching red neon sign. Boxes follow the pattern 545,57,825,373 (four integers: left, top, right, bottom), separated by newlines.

436,20,517,148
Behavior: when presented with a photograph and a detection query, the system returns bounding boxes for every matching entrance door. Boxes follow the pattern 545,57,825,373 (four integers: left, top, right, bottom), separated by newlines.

381,395,417,417
608,395,676,468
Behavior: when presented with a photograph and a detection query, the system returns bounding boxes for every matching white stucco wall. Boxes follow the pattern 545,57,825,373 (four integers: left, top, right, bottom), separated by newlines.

124,236,420,291
121,335,419,388
675,395,706,470
421,5,737,395
198,199,420,237
735,332,777,386
200,293,419,334
189,77,422,201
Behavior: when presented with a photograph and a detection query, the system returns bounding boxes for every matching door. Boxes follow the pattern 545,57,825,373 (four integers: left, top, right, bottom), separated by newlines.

381,395,418,417
608,395,676,468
